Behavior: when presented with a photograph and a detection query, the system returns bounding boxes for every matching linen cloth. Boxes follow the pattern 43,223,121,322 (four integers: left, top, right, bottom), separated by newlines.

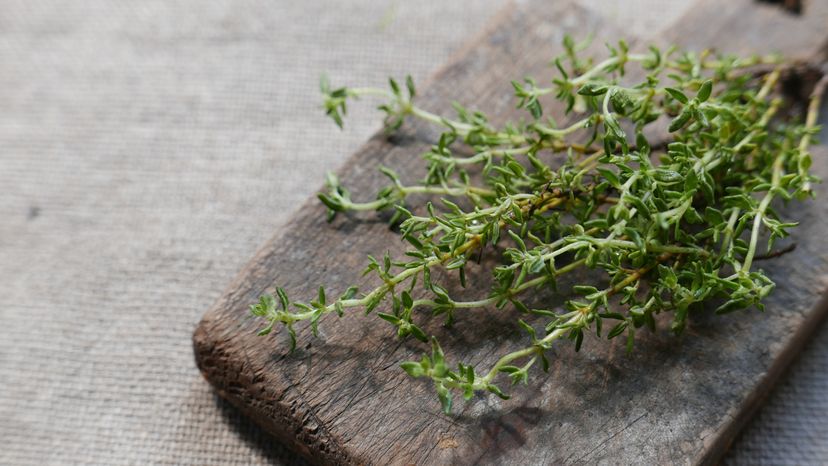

0,1,825,464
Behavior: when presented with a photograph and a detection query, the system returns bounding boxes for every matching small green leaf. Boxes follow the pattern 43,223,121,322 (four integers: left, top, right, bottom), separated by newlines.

438,385,453,414
276,288,290,310
317,286,326,306
697,79,713,102
405,75,416,99
409,324,428,342
257,321,274,336
684,170,698,192
626,326,635,354
607,321,628,339
715,299,750,314
377,312,400,324
400,361,424,378
486,383,511,400
665,87,688,104
512,299,530,314
517,319,536,340
508,230,527,251
317,193,342,211
654,169,683,184
668,109,692,132
287,324,297,352
578,83,609,96
573,285,599,295
401,290,413,309
597,168,620,187
389,77,401,96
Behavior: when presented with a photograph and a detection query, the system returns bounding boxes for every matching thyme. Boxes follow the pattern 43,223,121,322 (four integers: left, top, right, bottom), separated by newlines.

252,38,824,414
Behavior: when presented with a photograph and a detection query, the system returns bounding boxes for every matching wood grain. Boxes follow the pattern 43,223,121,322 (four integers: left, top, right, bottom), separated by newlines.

193,1,828,464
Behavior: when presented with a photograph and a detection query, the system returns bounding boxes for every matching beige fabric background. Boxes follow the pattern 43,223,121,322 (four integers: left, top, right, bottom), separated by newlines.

1,0,825,464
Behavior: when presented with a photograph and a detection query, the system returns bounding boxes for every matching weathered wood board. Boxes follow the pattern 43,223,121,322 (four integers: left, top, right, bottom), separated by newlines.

194,1,828,464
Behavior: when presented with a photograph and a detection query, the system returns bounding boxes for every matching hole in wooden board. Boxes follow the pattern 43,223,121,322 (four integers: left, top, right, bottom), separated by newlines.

756,0,803,15
779,64,826,120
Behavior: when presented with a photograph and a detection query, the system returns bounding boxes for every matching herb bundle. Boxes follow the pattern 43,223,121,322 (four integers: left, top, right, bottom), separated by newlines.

251,38,824,414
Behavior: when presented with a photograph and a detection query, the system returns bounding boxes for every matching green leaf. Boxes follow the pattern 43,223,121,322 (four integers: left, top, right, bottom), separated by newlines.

704,207,724,225
377,312,400,324
498,365,521,374
276,288,290,310
400,361,424,378
409,324,428,342
401,291,413,309
317,193,342,211
445,257,466,270
438,385,453,414
636,132,651,156
654,169,682,184
319,74,331,94
573,285,599,295
554,58,568,79
668,109,692,132
607,321,628,339
597,168,620,187
389,77,401,96
508,230,527,251
603,112,626,140
578,83,609,96
509,368,529,385
486,383,511,400
287,324,297,352
317,286,326,306
517,319,536,340
257,321,274,336
697,79,713,102
684,207,703,224
252,294,273,316
341,286,358,300
540,352,550,372
405,75,416,99
512,299,530,314
403,233,423,250
610,89,632,114
664,87,688,104
684,169,698,191
715,299,750,314
491,221,501,246
431,337,445,367
528,98,542,119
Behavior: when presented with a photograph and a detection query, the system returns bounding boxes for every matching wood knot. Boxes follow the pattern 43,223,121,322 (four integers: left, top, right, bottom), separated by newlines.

437,436,459,450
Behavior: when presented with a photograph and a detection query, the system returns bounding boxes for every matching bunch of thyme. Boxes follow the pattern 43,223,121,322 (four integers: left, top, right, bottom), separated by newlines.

251,37,824,414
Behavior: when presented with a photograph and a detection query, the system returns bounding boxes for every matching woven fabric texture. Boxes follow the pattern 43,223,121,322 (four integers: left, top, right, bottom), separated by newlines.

0,1,824,464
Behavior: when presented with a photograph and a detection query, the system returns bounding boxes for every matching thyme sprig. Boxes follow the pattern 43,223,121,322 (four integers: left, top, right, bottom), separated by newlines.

253,38,823,414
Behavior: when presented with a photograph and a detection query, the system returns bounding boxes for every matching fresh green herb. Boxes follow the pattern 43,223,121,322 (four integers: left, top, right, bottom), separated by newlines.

253,38,824,414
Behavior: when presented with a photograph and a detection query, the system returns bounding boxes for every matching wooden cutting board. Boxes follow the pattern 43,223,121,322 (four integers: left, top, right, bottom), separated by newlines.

193,1,828,464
